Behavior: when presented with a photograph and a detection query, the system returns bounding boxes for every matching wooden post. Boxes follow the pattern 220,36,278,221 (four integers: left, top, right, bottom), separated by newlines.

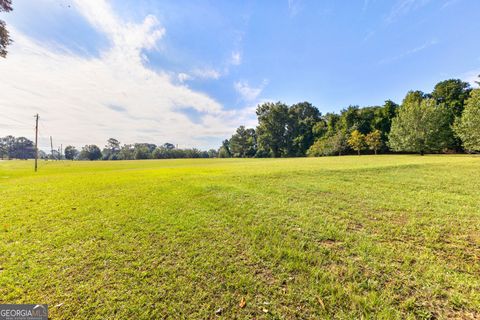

34,114,39,172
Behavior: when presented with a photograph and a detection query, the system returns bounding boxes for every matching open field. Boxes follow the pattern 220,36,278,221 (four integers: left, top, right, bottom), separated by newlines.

0,155,479,319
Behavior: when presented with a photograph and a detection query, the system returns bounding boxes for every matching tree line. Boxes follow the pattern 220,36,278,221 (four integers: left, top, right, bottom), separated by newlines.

2,78,478,161
0,135,36,159
0,137,218,160
64,139,218,161
221,78,480,157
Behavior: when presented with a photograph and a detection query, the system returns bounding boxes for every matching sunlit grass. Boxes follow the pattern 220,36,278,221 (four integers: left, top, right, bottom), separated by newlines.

0,155,479,319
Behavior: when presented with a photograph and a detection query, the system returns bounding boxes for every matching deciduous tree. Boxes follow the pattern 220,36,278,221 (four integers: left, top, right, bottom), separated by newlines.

134,145,152,159
0,0,13,58
402,90,427,105
308,131,348,157
365,130,382,155
287,102,321,156
347,130,366,155
79,145,102,161
432,79,471,117
256,102,290,157
64,145,79,160
389,99,451,155
103,138,121,160
229,126,256,157
118,144,134,160
454,89,480,152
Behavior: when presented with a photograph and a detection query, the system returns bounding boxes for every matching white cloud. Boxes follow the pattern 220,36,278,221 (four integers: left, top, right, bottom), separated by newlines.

176,68,221,83
0,0,251,149
462,69,480,88
177,72,192,83
234,80,268,102
179,50,241,84
230,51,242,66
192,68,222,80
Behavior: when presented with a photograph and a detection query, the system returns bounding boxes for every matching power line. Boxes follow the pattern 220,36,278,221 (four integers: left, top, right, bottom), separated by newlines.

3,114,32,127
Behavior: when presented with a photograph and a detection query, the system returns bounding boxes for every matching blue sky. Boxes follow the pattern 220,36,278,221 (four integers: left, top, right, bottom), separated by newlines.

1,0,479,150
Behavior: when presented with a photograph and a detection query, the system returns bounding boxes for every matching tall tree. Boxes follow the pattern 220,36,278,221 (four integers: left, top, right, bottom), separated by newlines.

431,79,472,151
431,79,471,117
372,100,398,147
454,89,480,152
389,99,451,155
106,138,120,152
103,138,121,160
256,102,290,157
288,102,321,156
0,0,13,58
229,126,256,157
347,130,366,155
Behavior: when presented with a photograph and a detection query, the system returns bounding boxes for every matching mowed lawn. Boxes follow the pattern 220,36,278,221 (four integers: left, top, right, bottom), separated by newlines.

0,156,479,319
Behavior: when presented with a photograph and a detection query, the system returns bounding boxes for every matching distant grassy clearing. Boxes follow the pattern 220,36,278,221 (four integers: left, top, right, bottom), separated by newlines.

0,156,479,319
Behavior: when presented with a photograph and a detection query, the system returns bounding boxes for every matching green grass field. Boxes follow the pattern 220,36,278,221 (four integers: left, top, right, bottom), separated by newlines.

0,155,479,319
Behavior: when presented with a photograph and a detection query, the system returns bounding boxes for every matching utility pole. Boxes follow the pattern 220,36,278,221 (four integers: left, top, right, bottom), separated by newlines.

60,144,63,160
50,136,54,160
34,114,39,172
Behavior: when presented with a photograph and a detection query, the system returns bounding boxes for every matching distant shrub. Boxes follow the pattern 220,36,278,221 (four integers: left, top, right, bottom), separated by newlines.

307,131,348,156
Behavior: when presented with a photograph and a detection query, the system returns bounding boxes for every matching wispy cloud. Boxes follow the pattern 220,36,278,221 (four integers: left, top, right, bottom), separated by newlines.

287,0,302,16
362,0,371,13
234,80,268,102
441,0,461,10
462,69,480,88
379,39,438,64
363,30,375,42
385,0,432,24
0,0,253,149
230,51,242,66
177,72,192,83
